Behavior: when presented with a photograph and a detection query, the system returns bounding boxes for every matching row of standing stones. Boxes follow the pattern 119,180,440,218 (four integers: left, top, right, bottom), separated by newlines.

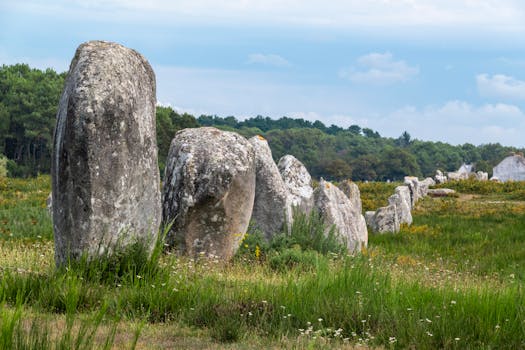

364,177,440,233
51,41,369,266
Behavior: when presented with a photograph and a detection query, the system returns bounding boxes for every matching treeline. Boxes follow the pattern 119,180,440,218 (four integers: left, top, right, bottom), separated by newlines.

1,64,523,180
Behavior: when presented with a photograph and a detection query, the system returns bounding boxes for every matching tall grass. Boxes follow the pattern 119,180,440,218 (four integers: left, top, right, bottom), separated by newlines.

1,176,525,348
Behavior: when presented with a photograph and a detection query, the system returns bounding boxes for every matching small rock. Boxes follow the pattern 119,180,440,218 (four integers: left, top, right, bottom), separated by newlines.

427,188,456,197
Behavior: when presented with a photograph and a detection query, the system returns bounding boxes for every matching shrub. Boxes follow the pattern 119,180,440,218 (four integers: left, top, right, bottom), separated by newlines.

270,209,347,255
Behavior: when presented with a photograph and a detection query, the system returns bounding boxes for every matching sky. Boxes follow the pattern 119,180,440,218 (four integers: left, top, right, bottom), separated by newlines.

2,0,525,147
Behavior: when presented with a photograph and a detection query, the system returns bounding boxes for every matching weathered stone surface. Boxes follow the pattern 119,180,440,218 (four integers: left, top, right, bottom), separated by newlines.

367,185,412,234
448,163,473,181
427,188,456,197
337,180,363,214
367,205,399,234
364,211,375,226
390,186,412,225
435,170,447,184
493,154,525,182
52,41,161,266
162,127,255,260
419,177,435,197
313,179,367,253
249,135,292,240
278,155,314,213
475,171,489,181
403,176,420,208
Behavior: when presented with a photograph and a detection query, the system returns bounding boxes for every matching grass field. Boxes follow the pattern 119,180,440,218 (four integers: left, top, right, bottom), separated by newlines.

1,176,524,349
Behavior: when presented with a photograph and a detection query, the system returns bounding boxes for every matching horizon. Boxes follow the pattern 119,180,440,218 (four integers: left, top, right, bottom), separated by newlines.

2,1,525,147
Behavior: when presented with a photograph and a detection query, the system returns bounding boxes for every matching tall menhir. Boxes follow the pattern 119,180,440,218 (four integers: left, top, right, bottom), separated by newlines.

52,41,161,266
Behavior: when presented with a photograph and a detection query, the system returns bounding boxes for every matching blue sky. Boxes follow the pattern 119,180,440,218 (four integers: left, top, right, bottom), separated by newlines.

2,0,525,146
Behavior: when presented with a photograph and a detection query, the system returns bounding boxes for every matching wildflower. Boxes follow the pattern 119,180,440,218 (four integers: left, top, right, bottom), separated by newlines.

136,275,142,279
454,337,460,341
318,318,323,323
450,300,457,305
425,318,432,323
255,245,261,259
389,336,397,343
248,311,253,316
426,331,433,337
495,325,500,329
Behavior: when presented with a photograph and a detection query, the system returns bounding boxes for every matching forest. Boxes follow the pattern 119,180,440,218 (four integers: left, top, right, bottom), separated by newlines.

1,63,522,180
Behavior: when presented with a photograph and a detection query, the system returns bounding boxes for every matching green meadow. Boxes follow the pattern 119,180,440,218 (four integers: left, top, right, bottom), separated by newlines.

0,176,524,349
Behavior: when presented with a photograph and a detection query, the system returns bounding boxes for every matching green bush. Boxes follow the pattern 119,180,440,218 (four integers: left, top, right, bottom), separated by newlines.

271,209,347,255
268,248,320,272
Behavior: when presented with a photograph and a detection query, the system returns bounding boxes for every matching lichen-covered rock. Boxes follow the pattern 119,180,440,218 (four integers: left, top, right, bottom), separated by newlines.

403,176,420,208
162,127,255,260
419,177,435,197
313,179,367,253
367,205,399,234
475,171,489,181
249,135,292,240
493,154,525,182
278,155,314,213
52,41,161,266
337,180,363,214
390,185,412,226
435,170,447,184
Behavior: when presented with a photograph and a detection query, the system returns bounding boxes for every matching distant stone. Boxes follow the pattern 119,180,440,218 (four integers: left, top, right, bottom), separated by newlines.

162,127,255,260
447,163,473,181
435,170,447,184
278,155,314,213
427,188,456,197
52,41,161,266
367,205,399,234
337,180,363,214
364,211,375,226
249,135,292,240
404,176,420,208
475,171,489,181
313,179,367,253
493,154,525,182
419,177,435,197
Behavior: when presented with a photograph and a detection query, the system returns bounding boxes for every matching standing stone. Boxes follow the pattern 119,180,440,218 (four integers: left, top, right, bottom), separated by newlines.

367,205,399,234
435,170,447,184
277,155,314,213
338,180,363,214
162,127,255,260
391,185,412,225
476,171,489,181
313,179,367,253
249,135,292,241
404,176,420,208
52,41,161,266
419,177,435,197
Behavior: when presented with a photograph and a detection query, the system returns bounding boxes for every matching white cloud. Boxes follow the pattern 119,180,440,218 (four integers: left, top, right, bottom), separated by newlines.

476,74,525,100
340,52,419,85
369,101,525,146
247,54,291,67
3,0,525,32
